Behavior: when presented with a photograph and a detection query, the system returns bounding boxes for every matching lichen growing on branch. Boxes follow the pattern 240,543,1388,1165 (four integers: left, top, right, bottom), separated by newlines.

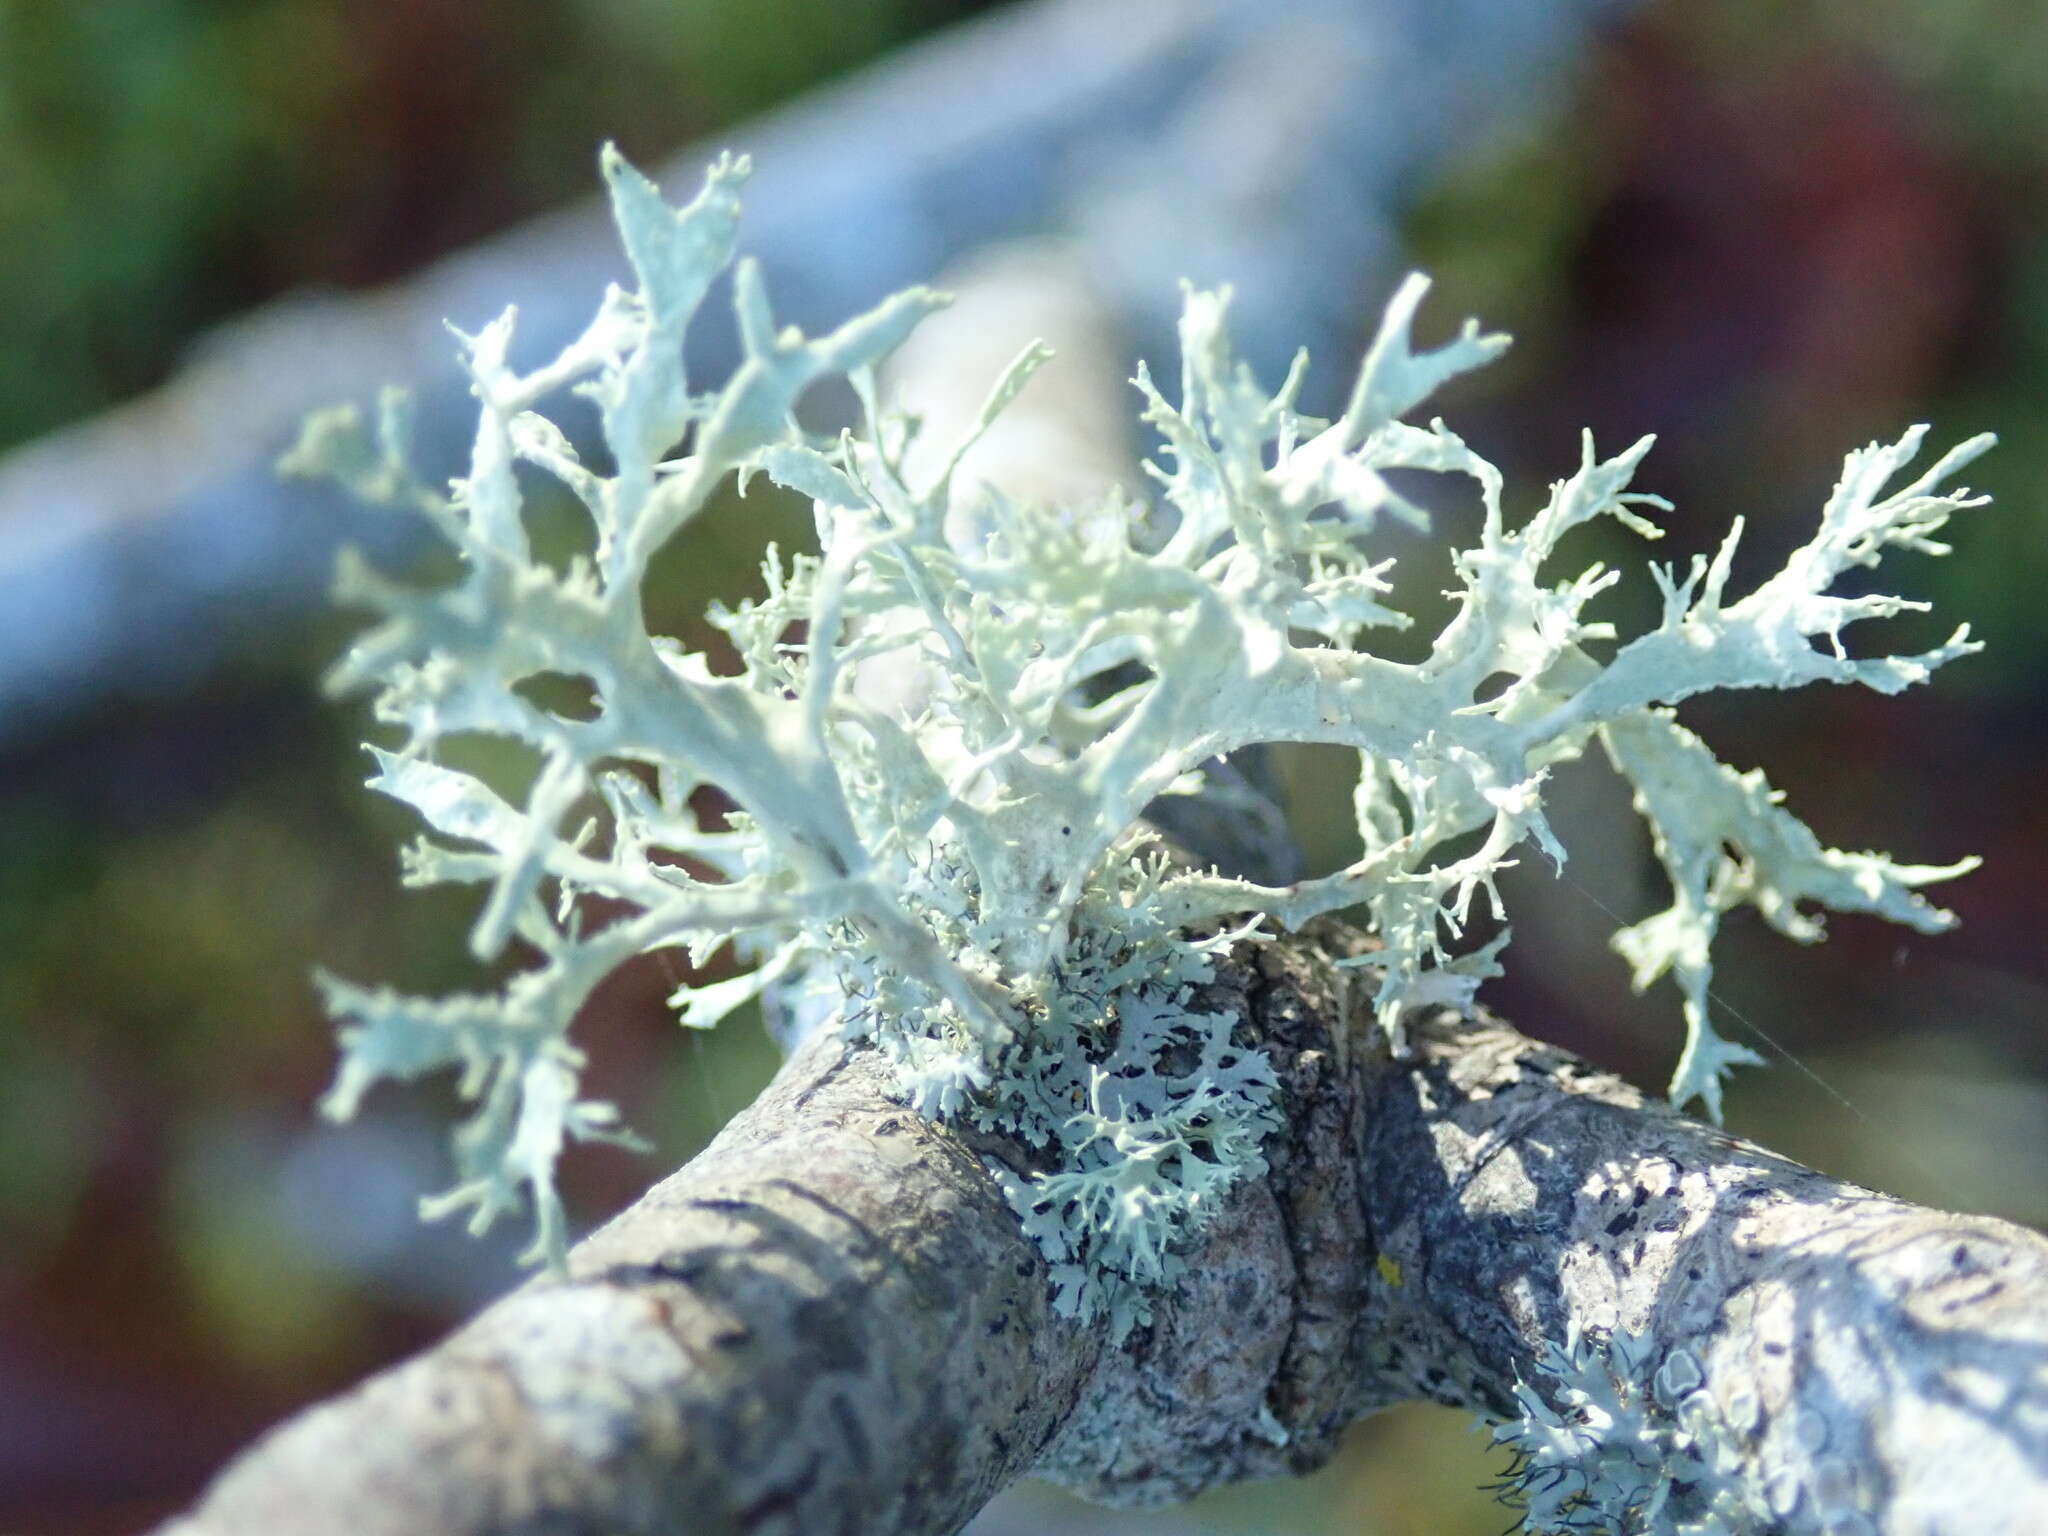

290,150,1987,1325
1491,1322,1779,1534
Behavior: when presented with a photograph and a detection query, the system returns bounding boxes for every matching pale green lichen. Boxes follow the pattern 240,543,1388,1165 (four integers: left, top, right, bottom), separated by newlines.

1489,1323,1777,1534
293,151,1986,1319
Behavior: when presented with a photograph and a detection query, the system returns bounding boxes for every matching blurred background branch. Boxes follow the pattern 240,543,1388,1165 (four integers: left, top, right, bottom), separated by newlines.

0,0,1618,744
3,1,2046,1532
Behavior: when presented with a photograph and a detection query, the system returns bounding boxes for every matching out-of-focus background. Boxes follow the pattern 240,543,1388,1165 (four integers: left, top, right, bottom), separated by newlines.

1,2,2043,1532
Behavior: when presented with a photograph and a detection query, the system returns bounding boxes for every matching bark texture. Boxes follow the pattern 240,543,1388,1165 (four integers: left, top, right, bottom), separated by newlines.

1354,1007,2048,1535
161,1026,1098,1536
162,927,2048,1536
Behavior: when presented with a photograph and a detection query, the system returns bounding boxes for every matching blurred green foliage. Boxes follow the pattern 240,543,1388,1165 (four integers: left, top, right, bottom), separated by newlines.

1410,0,2048,706
3,2,2045,1533
0,0,979,453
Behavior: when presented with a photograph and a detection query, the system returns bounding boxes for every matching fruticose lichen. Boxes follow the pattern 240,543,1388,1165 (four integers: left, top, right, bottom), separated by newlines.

293,151,1986,1325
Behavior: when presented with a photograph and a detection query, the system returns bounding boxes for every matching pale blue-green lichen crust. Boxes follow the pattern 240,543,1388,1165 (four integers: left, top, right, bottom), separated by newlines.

1489,1324,1781,1535
295,152,1986,1326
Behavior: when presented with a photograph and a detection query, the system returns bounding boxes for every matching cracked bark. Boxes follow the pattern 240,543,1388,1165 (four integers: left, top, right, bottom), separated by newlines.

160,923,2048,1536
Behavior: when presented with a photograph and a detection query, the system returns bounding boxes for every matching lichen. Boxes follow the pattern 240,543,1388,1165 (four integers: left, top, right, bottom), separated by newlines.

294,151,1985,1325
1489,1324,1775,1534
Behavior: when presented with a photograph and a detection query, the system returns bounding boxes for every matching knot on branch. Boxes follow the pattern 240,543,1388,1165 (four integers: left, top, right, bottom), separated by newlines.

1033,927,1377,1505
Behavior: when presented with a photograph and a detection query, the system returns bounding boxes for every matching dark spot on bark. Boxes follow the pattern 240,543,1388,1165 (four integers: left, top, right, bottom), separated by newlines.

663,1250,714,1282
918,1407,963,1495
1955,1245,1971,1267
1764,1342,1787,1355
693,1197,759,1215
876,1117,902,1136
1606,1210,1638,1236
829,1393,872,1474
604,1249,714,1288
714,1325,754,1349
737,1452,822,1530
1633,1185,1649,1207
1016,1259,1035,1277
1688,1267,1702,1281
1228,1274,1258,1312
991,1430,1010,1461
985,1314,1009,1337
793,1297,866,1373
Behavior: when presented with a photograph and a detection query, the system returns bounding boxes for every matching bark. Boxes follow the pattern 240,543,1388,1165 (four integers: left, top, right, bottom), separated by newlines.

160,1024,1098,1536
161,925,2048,1536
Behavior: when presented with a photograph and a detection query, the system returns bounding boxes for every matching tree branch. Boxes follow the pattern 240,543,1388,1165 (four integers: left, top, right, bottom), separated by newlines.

159,927,2048,1534
159,1023,1099,1536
